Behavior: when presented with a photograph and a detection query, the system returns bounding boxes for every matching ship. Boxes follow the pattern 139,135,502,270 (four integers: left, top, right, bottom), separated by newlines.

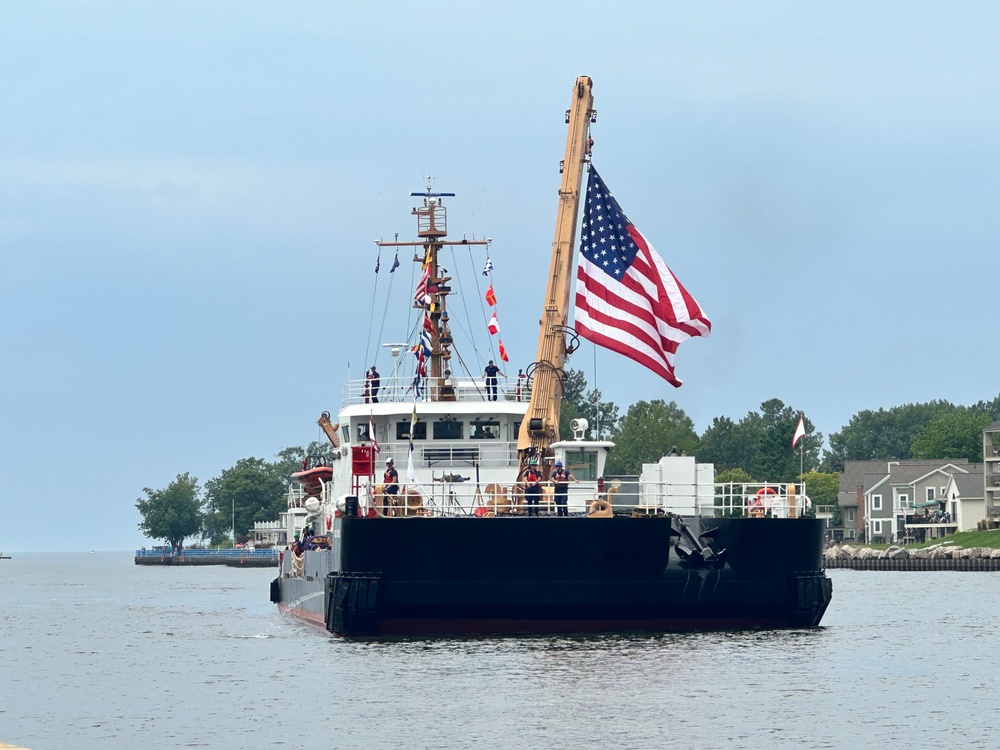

269,76,832,636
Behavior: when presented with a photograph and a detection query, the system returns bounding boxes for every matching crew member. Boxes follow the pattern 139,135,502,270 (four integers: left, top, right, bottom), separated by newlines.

516,368,527,402
551,459,578,517
483,360,503,401
383,457,399,510
368,366,381,403
523,465,542,516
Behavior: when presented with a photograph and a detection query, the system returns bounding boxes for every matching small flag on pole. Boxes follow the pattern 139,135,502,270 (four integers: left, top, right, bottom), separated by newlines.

482,258,494,276
792,415,805,449
498,340,509,363
374,254,380,274
407,405,417,482
369,414,380,454
485,284,497,306
390,253,400,273
488,312,500,335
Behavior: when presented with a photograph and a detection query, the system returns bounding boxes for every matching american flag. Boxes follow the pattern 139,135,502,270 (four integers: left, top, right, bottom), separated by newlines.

574,168,711,387
414,264,431,306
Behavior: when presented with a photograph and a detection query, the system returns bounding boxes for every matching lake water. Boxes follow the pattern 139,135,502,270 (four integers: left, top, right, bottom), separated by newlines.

1,552,996,749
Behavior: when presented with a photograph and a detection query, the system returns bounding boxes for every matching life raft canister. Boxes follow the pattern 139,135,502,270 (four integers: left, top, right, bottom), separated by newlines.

751,486,777,511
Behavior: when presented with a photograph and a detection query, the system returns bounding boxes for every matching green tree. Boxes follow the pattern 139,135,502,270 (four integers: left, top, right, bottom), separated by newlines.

801,470,840,524
824,401,957,472
274,441,339,483
698,399,821,483
696,416,753,473
605,399,697,475
202,458,287,546
558,368,620,441
911,408,992,463
136,473,203,550
971,393,1000,422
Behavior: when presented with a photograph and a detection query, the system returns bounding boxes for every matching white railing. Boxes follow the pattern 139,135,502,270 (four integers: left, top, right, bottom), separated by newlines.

316,479,814,518
376,440,519,470
342,375,532,406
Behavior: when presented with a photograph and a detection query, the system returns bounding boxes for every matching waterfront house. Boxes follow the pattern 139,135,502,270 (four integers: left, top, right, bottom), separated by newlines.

835,459,977,544
984,421,1000,519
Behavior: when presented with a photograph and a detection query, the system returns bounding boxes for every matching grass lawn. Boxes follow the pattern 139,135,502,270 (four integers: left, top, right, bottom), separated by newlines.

860,528,1000,550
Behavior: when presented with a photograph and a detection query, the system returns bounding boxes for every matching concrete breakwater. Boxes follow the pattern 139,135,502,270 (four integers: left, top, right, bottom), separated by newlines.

134,549,279,567
825,543,1000,571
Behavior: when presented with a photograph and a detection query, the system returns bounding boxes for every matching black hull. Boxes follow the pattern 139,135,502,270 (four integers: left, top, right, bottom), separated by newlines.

273,516,832,637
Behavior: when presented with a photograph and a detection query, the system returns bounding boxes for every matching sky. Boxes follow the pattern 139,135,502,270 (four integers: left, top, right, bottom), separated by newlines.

3,1,999,552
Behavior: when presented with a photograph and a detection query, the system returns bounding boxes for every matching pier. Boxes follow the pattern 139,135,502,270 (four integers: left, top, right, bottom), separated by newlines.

134,548,278,567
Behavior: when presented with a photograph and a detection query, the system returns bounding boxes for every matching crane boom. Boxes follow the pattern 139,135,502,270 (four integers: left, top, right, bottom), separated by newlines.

517,76,595,473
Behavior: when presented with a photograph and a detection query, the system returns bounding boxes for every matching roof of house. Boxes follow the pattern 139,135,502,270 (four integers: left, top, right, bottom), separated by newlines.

840,459,974,498
951,471,984,500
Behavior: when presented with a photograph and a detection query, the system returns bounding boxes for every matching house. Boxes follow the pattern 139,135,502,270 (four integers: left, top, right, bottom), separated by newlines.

835,459,979,544
943,471,984,533
983,421,1000,518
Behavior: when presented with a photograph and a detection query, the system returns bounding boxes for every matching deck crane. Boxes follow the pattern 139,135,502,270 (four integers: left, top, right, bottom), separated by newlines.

516,76,595,480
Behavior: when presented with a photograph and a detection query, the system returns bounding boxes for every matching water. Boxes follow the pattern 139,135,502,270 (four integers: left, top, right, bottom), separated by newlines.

2,553,997,750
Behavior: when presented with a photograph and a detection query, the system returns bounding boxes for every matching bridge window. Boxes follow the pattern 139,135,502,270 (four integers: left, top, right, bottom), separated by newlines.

564,450,597,481
433,419,464,440
396,421,427,440
471,420,500,439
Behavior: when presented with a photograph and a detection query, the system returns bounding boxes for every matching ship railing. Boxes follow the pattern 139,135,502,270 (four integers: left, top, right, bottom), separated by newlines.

341,375,532,405
709,482,812,518
377,440,519,469
287,484,310,509
339,479,814,518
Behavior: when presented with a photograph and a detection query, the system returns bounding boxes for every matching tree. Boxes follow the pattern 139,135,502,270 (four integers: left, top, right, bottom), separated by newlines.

801,470,840,524
558,368,620,441
911,408,992,463
824,401,957,472
273,441,338,483
202,458,288,546
696,416,753,473
971,393,1000,422
698,399,822,483
136,473,203,550
605,399,697,475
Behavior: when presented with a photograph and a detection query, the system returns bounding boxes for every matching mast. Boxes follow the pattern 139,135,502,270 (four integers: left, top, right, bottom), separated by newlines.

517,76,595,474
377,181,490,402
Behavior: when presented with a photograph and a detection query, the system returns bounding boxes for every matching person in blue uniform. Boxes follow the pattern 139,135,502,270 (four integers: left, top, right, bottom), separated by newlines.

368,366,381,403
483,360,503,401
551,460,578,517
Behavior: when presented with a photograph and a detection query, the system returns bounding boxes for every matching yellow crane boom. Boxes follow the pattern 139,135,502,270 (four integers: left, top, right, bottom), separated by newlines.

517,76,595,475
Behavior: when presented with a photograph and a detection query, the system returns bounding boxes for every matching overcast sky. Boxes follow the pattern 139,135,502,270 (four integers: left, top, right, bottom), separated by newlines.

4,2,999,551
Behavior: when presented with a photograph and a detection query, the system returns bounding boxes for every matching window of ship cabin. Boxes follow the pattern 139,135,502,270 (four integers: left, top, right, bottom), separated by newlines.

564,450,597,481
471,419,500,439
396,421,427,440
433,419,464,440
342,425,350,444
357,422,372,442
